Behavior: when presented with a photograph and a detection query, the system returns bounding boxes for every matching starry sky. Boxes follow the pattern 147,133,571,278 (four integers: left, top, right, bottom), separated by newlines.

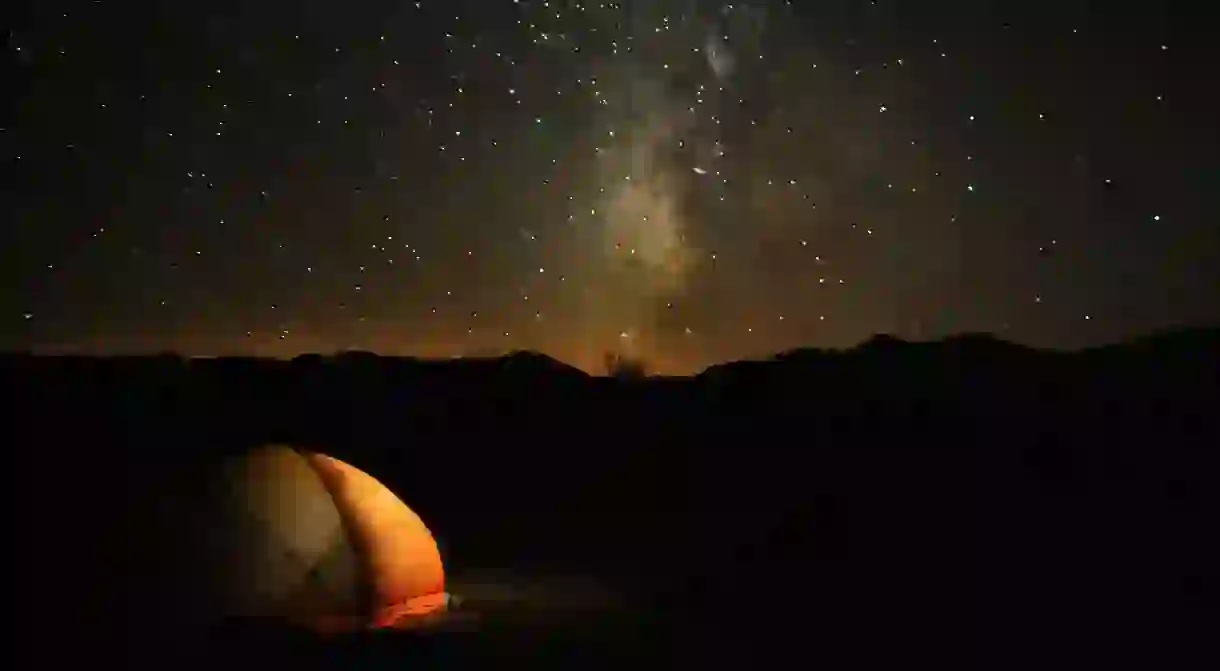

7,0,1218,374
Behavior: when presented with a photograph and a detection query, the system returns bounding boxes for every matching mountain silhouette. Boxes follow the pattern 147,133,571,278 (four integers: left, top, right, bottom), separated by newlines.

8,328,1218,670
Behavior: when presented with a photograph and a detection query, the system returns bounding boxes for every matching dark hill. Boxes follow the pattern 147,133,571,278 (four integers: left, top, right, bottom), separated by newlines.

8,329,1219,670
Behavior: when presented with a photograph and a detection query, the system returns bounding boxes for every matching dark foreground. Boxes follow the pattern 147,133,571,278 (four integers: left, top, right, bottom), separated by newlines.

10,329,1219,669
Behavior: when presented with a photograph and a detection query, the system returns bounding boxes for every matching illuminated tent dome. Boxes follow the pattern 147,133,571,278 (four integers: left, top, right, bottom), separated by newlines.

187,445,447,632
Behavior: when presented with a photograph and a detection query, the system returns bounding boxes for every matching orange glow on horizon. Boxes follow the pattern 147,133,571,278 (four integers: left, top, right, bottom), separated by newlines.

29,332,711,376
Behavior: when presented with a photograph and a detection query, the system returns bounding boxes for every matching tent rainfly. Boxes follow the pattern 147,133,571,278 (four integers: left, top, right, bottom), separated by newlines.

189,445,448,632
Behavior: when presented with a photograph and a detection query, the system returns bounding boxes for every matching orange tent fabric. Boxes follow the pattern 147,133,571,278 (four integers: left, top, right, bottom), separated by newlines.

197,445,447,631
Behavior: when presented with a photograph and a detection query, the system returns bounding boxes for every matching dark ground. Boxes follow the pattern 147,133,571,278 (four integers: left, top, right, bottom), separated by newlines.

9,328,1219,669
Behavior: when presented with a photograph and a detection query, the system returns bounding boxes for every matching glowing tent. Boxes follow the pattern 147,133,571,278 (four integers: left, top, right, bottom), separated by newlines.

188,445,447,632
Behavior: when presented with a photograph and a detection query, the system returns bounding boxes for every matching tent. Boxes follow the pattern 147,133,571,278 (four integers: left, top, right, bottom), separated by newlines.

183,445,447,632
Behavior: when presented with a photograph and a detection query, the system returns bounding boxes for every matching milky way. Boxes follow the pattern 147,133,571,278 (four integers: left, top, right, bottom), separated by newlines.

8,1,1217,373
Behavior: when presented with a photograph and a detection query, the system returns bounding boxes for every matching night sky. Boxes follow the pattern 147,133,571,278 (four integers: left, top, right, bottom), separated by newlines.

7,1,1218,374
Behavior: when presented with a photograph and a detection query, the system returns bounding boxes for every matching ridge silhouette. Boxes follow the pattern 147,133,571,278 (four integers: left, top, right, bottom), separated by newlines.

9,328,1218,670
